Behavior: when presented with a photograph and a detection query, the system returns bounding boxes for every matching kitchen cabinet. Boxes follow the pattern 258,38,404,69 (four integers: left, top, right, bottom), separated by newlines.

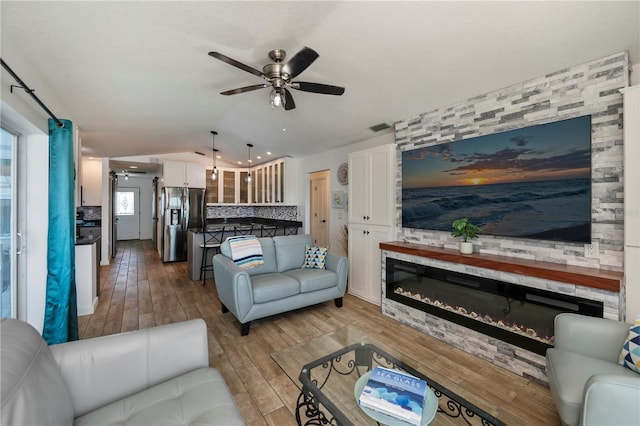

347,144,395,305
252,157,297,204
75,238,100,315
348,144,395,225
205,157,297,205
348,223,393,305
163,161,206,188
81,157,103,206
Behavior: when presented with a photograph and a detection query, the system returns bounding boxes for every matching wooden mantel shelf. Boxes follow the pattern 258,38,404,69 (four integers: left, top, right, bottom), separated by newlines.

380,241,623,292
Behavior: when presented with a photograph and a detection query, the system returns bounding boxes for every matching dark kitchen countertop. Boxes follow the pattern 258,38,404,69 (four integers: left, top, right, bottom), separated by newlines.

189,218,302,234
75,235,101,246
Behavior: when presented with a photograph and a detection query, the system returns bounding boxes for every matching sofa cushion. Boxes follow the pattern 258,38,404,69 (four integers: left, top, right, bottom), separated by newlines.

251,273,300,303
283,268,338,293
74,368,244,426
221,237,277,276
0,318,75,426
546,348,639,426
618,315,640,374
273,235,313,272
302,245,328,269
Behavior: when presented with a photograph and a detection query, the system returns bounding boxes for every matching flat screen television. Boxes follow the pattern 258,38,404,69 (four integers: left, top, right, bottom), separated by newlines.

401,115,592,243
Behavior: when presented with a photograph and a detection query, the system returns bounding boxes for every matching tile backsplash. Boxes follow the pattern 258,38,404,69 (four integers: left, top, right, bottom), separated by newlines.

78,205,101,220
205,205,299,221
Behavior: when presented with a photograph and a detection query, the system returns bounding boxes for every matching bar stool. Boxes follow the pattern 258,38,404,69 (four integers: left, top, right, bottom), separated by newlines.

285,224,298,235
200,226,225,285
234,224,254,236
261,224,276,237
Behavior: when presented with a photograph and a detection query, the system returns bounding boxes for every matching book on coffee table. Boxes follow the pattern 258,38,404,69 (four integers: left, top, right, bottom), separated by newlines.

357,366,428,425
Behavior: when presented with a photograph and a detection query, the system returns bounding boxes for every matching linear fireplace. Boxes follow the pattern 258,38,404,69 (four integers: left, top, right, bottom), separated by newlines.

386,257,603,355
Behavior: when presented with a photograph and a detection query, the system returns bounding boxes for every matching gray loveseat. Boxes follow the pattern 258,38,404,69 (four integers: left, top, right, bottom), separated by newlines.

545,313,640,426
213,234,348,335
1,318,244,425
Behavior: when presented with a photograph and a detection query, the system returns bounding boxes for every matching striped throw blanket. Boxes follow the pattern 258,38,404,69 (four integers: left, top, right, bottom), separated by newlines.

227,235,264,270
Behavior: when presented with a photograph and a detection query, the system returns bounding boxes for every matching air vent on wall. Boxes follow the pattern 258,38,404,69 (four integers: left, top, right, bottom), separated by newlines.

369,122,391,132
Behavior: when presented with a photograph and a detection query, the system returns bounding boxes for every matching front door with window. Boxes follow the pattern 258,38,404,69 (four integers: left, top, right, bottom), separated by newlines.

116,187,140,240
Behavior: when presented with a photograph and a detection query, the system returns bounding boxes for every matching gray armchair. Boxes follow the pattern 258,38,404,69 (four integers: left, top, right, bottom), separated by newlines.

545,313,640,426
1,318,244,425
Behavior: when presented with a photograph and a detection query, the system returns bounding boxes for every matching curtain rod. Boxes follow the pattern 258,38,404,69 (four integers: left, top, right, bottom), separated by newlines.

1,57,64,128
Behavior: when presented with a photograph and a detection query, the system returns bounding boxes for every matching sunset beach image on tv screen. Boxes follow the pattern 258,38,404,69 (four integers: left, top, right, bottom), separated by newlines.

401,115,592,243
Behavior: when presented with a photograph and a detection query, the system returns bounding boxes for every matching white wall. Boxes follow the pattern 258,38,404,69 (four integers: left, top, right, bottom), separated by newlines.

298,132,395,255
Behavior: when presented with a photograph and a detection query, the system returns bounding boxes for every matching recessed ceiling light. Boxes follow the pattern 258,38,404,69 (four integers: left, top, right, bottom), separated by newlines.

216,155,221,159
237,161,242,165
129,165,138,169
257,156,262,160
248,160,252,163
266,152,272,155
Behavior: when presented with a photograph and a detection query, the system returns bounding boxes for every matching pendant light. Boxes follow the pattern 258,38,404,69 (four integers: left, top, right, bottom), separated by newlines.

210,131,218,181
247,143,253,183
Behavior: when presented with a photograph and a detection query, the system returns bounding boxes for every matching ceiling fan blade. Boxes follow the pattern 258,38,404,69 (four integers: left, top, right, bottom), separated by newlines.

281,47,319,79
208,51,264,78
220,84,268,95
283,89,296,110
292,81,345,96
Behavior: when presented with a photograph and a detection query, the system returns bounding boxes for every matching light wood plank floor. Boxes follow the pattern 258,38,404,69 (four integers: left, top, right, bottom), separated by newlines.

79,240,561,425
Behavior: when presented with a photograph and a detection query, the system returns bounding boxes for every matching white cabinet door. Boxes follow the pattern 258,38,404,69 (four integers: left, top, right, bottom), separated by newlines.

348,223,392,305
81,158,103,206
185,163,206,188
163,161,206,188
348,151,368,223
163,161,186,187
368,147,393,225
348,144,395,226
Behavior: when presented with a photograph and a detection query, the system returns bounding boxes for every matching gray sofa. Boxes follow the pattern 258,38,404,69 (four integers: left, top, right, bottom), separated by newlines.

1,318,244,426
545,313,640,426
213,234,348,335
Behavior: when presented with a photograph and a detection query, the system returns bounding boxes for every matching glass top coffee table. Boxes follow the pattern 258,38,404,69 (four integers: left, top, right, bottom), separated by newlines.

272,326,505,426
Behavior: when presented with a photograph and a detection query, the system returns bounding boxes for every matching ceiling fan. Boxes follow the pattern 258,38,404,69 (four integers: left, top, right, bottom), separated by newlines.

208,47,345,110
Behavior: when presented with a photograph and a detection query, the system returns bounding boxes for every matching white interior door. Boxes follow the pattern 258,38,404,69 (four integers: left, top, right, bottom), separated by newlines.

116,187,140,240
309,170,330,247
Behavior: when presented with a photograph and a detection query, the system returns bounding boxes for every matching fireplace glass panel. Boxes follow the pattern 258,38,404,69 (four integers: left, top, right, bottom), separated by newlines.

386,258,603,354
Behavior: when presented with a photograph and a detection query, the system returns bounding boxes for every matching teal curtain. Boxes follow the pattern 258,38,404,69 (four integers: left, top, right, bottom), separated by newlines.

42,118,78,344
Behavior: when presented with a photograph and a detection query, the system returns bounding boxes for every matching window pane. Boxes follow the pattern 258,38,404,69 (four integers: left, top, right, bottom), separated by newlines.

205,168,219,203
1,128,15,318
239,172,248,203
116,191,135,215
223,171,235,203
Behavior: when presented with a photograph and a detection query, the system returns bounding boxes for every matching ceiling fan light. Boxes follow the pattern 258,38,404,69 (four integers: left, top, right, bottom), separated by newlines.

270,89,284,108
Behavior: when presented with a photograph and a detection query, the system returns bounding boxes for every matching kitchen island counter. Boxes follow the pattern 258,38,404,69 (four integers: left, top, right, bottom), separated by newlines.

186,218,302,281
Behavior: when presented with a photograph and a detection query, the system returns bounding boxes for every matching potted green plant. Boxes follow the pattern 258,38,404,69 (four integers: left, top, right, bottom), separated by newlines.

451,218,481,254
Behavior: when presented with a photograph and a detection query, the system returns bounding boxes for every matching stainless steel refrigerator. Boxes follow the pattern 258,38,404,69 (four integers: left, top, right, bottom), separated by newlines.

160,187,205,262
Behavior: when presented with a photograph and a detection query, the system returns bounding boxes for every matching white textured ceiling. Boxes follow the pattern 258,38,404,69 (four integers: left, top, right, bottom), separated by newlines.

1,1,639,167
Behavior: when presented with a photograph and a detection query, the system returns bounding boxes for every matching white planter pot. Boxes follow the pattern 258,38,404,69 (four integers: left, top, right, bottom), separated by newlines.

459,241,473,254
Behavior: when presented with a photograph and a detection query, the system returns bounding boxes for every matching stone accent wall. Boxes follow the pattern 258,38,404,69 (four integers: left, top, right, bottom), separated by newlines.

385,52,631,381
394,51,630,272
